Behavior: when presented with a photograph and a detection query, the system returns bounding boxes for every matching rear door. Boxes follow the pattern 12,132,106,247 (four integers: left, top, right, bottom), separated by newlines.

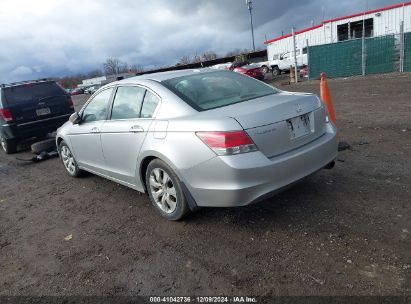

100,86,160,185
67,88,114,174
3,82,71,124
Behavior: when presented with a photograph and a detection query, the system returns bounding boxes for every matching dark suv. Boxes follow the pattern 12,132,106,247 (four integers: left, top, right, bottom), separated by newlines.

0,79,74,154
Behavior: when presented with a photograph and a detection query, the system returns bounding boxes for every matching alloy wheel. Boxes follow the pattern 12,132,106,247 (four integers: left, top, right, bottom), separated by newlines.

149,168,177,214
61,145,76,175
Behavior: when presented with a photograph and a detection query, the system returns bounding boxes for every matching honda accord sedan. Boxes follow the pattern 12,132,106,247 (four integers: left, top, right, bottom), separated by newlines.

56,69,337,220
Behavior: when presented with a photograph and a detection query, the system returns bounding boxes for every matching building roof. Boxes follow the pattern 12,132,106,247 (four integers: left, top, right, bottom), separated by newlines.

264,1,411,45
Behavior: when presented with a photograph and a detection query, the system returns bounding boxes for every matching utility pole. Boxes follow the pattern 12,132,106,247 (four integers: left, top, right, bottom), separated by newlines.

292,27,298,83
246,0,256,52
400,21,404,73
361,13,366,76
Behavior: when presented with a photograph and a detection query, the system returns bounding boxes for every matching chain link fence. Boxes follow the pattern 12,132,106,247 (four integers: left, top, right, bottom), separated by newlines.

404,32,411,72
308,30,409,79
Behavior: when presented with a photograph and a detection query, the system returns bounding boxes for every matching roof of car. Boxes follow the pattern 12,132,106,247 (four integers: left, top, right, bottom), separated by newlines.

0,79,54,89
116,68,220,84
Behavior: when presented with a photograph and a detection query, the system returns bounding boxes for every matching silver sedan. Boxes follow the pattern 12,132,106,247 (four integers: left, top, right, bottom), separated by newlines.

57,69,338,220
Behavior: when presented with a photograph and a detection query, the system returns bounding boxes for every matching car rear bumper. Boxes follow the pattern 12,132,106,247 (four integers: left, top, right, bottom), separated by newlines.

1,113,72,139
181,122,338,207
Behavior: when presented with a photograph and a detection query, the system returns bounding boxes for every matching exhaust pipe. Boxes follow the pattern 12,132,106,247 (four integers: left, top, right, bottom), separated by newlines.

324,161,335,169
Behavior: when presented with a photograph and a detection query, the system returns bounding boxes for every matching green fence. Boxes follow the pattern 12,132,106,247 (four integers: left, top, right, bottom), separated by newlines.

365,35,396,74
309,35,396,79
404,32,411,72
309,39,362,79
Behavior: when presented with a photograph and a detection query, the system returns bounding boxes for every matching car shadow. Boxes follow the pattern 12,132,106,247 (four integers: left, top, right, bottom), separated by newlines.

183,174,329,230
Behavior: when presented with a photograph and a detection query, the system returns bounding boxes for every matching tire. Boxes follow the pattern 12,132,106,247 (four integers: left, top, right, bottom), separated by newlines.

0,135,18,154
145,159,190,221
272,66,281,76
58,141,81,177
31,138,57,154
261,66,269,74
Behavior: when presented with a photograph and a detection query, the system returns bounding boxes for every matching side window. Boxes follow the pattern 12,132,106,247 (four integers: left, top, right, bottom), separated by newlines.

82,88,112,123
111,86,145,120
141,91,160,118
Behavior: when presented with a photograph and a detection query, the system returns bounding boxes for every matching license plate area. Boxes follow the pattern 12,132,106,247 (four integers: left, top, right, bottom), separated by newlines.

287,113,312,140
36,108,51,116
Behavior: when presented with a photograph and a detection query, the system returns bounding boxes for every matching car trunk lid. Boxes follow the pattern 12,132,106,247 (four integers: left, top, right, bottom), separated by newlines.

205,92,327,158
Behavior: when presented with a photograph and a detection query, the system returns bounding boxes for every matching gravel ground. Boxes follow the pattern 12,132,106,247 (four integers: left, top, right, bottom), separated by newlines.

0,73,410,297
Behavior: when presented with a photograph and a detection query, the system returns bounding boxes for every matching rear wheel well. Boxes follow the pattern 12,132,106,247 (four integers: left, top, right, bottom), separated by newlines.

140,156,158,192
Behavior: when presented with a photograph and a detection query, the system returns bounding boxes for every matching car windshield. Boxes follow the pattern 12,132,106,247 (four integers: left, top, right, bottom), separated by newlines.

161,70,278,111
4,82,65,104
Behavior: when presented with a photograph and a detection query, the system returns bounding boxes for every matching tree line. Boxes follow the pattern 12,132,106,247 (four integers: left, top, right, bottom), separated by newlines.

178,47,262,65
58,58,145,88
58,47,263,88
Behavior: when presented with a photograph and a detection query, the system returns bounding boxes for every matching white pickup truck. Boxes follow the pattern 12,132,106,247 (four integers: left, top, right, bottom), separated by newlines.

269,48,308,76
251,61,271,74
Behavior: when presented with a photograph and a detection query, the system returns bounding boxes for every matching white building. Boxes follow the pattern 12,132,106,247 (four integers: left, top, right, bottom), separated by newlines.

265,2,411,61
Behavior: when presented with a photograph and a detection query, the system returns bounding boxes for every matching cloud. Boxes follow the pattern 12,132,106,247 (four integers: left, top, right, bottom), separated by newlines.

10,66,33,77
0,0,402,83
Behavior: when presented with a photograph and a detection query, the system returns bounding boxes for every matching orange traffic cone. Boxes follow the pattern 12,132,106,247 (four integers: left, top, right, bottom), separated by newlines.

320,73,350,151
320,72,337,125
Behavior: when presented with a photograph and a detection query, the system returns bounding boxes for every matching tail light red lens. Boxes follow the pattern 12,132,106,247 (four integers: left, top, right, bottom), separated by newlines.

196,131,258,155
0,108,13,123
67,96,74,109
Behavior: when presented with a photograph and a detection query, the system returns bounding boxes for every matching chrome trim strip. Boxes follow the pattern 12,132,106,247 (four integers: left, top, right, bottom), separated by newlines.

17,114,71,127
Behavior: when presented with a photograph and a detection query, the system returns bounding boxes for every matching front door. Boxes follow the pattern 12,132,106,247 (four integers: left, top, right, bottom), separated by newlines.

68,88,113,174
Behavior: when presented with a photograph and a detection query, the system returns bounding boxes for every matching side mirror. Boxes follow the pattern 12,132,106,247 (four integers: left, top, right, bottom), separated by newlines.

69,112,81,124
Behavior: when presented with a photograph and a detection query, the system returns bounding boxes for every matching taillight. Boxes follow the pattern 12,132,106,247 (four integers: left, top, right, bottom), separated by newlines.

67,96,74,109
196,131,258,156
0,108,13,123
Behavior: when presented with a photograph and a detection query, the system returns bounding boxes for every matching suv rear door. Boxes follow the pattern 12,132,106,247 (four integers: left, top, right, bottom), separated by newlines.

3,82,71,124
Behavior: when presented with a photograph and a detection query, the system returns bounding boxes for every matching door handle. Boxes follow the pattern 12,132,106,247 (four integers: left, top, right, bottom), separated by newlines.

90,127,100,133
129,125,144,133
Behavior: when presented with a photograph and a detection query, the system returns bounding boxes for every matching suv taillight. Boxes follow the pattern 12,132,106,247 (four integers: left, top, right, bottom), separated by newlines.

67,96,74,109
0,108,13,123
196,131,258,156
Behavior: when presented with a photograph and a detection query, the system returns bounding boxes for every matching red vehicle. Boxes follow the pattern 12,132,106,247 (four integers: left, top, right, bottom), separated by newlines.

299,65,308,78
70,88,84,96
229,62,264,80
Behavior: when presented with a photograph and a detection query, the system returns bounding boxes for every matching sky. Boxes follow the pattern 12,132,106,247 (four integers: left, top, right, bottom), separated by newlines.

0,0,403,83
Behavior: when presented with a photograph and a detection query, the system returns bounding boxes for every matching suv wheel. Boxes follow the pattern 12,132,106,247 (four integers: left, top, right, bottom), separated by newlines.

59,141,81,177
0,136,17,154
146,159,190,221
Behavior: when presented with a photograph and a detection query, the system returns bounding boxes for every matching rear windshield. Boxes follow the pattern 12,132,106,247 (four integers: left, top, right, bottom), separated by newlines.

161,70,277,111
3,82,65,104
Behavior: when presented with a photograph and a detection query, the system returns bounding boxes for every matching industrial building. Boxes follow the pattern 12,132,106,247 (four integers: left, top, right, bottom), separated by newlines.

264,2,411,61
79,72,135,88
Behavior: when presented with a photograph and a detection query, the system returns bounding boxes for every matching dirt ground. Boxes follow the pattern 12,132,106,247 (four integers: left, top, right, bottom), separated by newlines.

0,73,410,297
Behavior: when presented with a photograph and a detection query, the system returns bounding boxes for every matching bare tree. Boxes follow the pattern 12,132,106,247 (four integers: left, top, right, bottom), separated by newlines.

103,58,129,75
179,56,191,65
202,51,218,61
130,64,145,73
